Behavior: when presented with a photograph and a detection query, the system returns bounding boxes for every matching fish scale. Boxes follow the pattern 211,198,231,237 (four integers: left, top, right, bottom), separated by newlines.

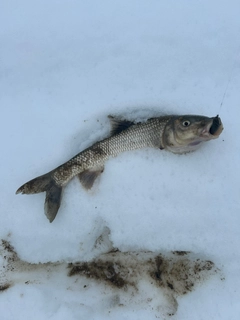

53,117,169,186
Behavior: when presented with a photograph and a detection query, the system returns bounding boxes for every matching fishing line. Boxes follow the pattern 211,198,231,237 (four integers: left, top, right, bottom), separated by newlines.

219,45,240,111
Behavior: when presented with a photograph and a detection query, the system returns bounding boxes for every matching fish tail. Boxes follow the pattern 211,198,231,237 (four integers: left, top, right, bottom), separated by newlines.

16,173,62,223
44,183,62,222
16,172,53,195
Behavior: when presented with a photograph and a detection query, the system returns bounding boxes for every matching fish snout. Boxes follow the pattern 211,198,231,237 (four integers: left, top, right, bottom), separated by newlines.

198,115,223,139
209,115,223,136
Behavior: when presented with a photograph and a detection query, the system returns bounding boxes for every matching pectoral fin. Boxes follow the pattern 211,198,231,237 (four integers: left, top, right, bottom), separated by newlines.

78,166,104,190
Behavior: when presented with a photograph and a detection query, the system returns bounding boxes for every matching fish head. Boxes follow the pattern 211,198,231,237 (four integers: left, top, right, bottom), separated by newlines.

163,115,223,154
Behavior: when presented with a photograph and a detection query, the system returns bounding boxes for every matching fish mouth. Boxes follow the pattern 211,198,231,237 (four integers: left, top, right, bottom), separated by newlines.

201,115,223,139
209,115,223,136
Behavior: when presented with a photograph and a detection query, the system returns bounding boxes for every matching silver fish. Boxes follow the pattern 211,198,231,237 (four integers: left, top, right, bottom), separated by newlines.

16,114,223,222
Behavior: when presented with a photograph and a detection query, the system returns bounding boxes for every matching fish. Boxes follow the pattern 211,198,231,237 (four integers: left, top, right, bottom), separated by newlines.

16,114,223,222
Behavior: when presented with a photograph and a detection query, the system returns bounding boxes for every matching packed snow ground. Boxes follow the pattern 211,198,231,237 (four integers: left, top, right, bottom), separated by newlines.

0,0,240,319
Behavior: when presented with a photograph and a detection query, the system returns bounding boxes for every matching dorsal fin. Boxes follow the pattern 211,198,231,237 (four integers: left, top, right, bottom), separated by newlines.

108,115,134,135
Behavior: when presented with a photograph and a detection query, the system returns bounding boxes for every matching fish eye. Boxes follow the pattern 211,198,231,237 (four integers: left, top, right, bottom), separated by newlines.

182,120,191,127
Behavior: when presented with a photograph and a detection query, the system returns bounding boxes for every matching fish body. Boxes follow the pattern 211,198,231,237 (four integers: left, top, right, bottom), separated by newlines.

16,114,223,222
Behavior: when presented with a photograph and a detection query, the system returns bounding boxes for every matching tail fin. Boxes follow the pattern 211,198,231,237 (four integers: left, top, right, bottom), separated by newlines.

16,173,52,195
16,173,62,223
44,183,62,222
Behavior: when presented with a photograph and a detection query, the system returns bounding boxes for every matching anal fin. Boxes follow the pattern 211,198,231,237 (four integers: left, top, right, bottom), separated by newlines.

78,166,104,190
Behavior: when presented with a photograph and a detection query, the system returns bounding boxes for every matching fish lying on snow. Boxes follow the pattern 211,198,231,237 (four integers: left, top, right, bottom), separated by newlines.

16,114,223,222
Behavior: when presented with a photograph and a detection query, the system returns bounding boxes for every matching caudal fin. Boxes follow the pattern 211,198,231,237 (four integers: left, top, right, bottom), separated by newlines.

16,173,62,223
44,183,62,222
16,173,53,195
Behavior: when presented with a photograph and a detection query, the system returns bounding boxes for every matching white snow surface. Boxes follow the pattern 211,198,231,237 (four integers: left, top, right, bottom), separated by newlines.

0,0,240,319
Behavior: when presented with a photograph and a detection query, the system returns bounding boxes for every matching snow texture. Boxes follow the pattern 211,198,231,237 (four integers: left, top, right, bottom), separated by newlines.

0,0,240,319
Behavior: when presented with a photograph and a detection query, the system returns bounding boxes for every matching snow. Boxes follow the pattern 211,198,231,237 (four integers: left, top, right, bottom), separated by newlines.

0,0,240,318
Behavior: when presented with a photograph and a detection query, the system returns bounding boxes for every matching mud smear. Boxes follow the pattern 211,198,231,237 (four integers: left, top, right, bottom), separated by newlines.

0,283,11,291
68,251,216,294
0,238,221,317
